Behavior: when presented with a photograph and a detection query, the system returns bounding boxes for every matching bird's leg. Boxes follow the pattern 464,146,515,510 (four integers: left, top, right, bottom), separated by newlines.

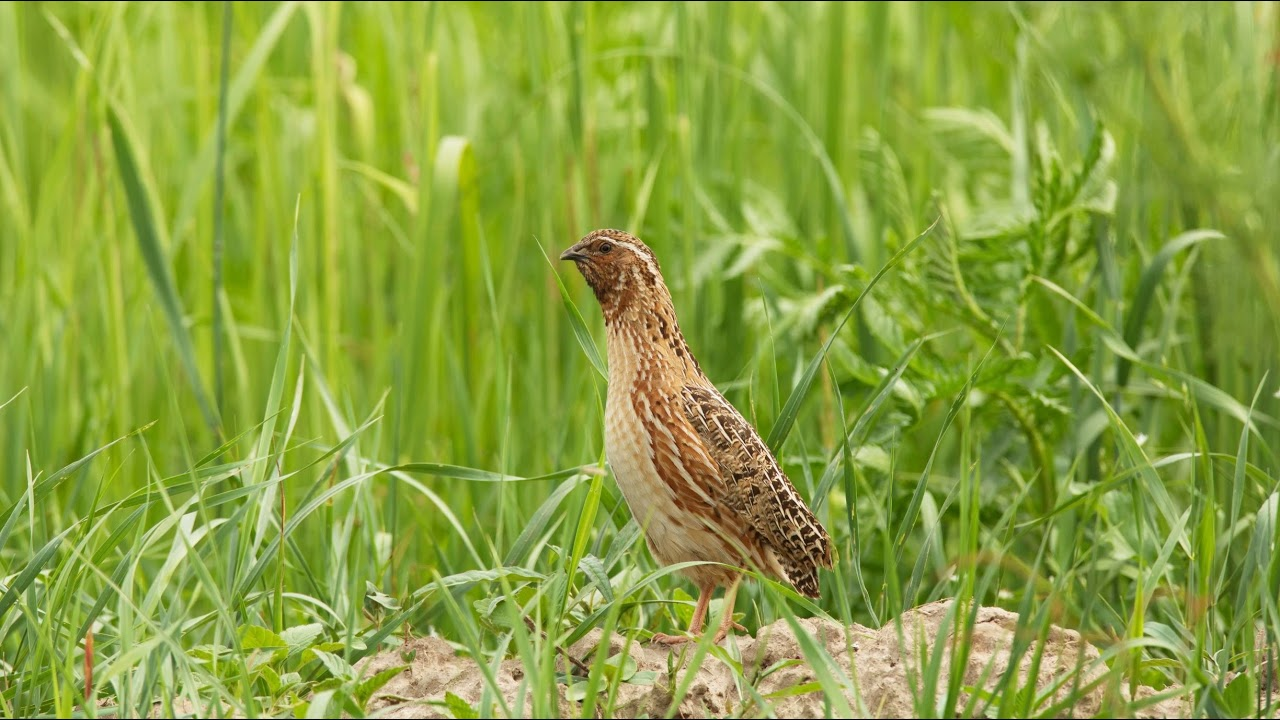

711,577,742,644
688,583,713,634
652,583,714,646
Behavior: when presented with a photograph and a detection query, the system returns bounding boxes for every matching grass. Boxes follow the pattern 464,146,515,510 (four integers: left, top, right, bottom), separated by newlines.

1,1,1279,717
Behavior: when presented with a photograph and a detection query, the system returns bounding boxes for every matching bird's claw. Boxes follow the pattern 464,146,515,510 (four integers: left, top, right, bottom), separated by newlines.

655,627,745,646
712,624,746,644
650,632,694,646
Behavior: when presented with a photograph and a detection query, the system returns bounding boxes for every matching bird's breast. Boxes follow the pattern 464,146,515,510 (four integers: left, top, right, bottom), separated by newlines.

602,325,685,550
601,320,757,573
604,348,667,517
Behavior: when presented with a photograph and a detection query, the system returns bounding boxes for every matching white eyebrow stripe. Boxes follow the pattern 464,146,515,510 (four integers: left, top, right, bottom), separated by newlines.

612,239,662,281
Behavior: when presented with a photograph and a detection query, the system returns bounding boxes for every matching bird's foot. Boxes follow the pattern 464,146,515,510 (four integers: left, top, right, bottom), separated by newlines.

654,620,747,646
710,621,747,644
650,632,695,646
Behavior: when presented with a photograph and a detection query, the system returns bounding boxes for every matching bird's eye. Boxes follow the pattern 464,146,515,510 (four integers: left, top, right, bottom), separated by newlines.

598,242,614,254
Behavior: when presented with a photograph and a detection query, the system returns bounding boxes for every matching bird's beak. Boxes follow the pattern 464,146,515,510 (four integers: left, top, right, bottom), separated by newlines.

559,246,588,262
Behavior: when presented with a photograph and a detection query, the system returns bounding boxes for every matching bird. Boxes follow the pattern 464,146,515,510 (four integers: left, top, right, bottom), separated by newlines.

559,228,834,646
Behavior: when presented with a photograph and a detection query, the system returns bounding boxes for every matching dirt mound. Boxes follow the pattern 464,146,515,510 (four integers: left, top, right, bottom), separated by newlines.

357,598,1192,718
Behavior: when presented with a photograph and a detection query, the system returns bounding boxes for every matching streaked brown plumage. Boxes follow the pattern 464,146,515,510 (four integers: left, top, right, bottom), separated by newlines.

560,228,834,645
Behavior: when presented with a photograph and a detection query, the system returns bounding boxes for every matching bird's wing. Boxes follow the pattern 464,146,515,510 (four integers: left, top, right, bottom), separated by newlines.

680,384,834,597
632,388,728,517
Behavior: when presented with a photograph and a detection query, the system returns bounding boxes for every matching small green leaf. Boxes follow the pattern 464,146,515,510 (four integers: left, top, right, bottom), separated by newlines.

311,649,355,681
564,681,601,702
356,664,410,705
258,665,282,694
301,641,348,668
578,555,613,602
473,594,504,620
280,624,324,657
189,644,232,663
312,677,345,693
603,653,638,682
626,670,659,686
304,689,335,719
1222,672,1256,718
365,580,402,611
239,624,287,652
444,691,480,719
764,681,824,700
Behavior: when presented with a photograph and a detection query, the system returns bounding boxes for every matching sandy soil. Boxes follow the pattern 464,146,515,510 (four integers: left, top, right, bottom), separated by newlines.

356,598,1196,719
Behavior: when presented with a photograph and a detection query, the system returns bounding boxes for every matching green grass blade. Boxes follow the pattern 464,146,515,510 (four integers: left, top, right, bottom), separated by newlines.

1217,379,1266,595
0,492,26,564
811,332,941,515
0,527,74,618
893,334,1000,573
502,473,589,565
107,103,220,439
0,386,24,414
0,422,152,528
251,196,301,485
1117,229,1224,388
538,236,608,381
211,0,232,418
173,0,302,235
765,216,939,453
396,462,590,484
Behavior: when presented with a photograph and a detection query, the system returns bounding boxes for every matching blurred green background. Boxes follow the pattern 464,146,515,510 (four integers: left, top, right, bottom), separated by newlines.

1,2,1278,716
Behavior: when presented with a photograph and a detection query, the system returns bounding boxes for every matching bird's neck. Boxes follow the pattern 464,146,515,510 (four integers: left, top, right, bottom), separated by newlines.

602,290,706,387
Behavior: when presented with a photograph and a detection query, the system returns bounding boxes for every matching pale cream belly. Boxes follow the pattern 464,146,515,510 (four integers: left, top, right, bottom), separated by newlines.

604,391,753,586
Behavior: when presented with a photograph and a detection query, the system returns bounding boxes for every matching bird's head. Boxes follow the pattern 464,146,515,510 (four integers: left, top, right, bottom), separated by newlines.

560,228,667,316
